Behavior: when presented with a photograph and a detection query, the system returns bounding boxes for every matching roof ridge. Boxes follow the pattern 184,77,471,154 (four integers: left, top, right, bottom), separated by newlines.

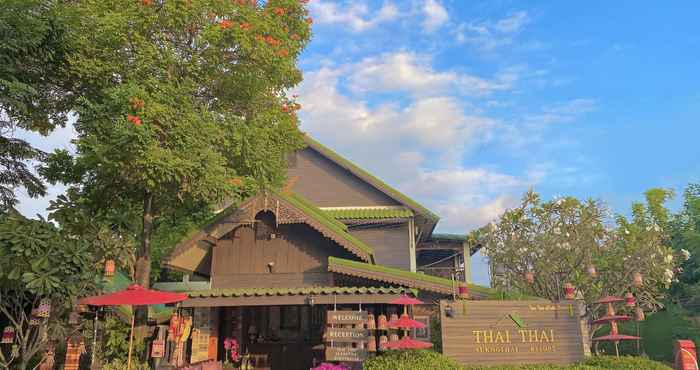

302,135,439,221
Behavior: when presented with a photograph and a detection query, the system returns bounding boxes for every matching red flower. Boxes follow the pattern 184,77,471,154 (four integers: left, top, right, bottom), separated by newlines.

219,19,233,29
239,22,252,30
127,114,142,126
277,48,289,57
273,7,285,16
141,0,152,5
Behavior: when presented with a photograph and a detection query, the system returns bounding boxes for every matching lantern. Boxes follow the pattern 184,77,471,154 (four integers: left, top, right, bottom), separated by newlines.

564,283,575,300
104,259,115,277
389,333,399,342
389,313,399,323
75,304,88,313
635,307,645,321
366,313,376,330
1,327,14,344
633,272,643,287
69,311,80,325
378,335,388,351
587,265,598,278
377,314,388,330
625,292,635,307
458,285,470,299
151,339,165,358
29,309,40,326
367,337,377,352
37,299,51,318
525,271,535,284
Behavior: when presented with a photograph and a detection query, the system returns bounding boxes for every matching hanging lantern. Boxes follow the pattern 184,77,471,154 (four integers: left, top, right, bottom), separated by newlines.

75,304,88,313
587,265,598,278
564,283,575,300
1,326,14,344
625,292,635,307
633,272,643,287
389,313,399,323
367,337,377,352
69,311,80,325
458,285,470,299
29,309,40,326
378,335,388,351
635,307,645,322
389,333,399,342
366,313,376,330
525,271,535,284
151,339,165,358
104,259,116,277
37,299,51,318
377,314,388,330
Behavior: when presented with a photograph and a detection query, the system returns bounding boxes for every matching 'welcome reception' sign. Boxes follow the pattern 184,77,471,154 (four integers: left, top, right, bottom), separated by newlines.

440,300,586,366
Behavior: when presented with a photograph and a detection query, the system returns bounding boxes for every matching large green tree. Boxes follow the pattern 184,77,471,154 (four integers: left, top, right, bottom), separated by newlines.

42,0,311,335
669,184,700,310
0,0,73,210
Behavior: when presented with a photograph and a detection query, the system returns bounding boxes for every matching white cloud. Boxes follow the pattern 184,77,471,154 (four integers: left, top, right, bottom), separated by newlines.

525,98,596,126
422,0,449,32
455,11,531,52
348,52,517,97
309,0,400,32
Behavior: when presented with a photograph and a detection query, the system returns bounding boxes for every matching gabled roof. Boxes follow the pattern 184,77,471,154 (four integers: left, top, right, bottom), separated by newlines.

303,135,439,223
321,206,414,220
163,190,374,272
328,256,494,297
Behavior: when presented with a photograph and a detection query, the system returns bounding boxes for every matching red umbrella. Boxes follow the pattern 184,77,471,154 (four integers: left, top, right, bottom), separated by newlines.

390,294,424,305
592,315,632,325
594,296,624,304
592,334,640,341
79,284,188,370
80,284,188,306
388,313,426,329
385,337,433,350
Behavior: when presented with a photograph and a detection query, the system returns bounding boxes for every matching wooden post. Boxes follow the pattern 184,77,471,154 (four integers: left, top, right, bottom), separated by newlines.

127,314,135,370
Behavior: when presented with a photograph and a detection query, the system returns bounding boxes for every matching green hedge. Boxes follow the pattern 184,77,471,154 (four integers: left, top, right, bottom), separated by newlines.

363,351,673,370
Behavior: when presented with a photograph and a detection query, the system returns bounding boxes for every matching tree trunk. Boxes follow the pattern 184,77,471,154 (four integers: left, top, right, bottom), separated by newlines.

134,192,154,341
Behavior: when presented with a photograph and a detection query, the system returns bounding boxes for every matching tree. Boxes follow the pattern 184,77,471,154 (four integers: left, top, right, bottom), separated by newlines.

481,190,686,344
669,184,700,310
43,0,311,336
0,0,73,210
0,214,102,370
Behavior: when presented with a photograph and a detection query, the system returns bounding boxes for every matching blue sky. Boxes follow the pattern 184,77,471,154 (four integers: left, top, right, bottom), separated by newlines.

15,1,700,286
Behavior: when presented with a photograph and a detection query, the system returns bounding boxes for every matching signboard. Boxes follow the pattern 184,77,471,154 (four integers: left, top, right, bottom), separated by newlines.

326,311,367,325
325,347,368,362
440,300,585,366
325,328,369,342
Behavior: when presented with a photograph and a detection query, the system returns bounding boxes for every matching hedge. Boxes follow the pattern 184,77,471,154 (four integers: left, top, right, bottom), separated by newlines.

363,350,673,370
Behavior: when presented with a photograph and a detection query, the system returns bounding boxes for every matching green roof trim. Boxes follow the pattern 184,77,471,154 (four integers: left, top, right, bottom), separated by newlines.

303,136,439,221
322,207,414,220
431,233,468,242
187,286,408,298
275,190,375,258
327,256,494,296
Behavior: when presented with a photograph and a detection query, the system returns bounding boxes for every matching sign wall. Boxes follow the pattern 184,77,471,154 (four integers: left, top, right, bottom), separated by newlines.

440,300,586,366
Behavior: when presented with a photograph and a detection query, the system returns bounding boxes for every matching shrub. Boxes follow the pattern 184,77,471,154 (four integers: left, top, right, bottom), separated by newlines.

364,350,462,370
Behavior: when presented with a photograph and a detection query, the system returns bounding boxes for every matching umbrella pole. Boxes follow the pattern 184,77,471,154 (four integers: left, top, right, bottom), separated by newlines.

91,307,98,368
127,313,135,370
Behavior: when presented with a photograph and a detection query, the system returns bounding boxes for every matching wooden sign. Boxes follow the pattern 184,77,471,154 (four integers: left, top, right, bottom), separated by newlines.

325,328,369,342
325,347,368,362
440,300,585,366
326,311,367,325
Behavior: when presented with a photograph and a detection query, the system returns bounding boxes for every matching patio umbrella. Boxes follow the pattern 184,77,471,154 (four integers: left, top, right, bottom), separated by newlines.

80,284,188,369
390,295,424,306
388,313,426,329
385,337,433,350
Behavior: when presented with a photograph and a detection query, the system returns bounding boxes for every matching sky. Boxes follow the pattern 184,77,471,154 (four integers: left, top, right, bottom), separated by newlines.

14,0,700,287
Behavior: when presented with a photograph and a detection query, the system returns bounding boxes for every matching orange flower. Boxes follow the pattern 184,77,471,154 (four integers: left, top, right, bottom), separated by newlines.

273,7,285,16
305,17,313,24
276,48,289,57
141,0,152,5
290,34,301,41
265,35,281,46
129,97,145,110
127,114,142,126
227,178,243,186
219,19,233,29
255,34,264,42
239,22,252,30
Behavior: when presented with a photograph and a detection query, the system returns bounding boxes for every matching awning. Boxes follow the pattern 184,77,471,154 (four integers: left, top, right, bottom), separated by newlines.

181,286,408,307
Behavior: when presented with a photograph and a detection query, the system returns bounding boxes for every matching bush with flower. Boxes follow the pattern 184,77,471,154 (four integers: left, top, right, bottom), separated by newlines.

479,189,689,348
223,337,240,367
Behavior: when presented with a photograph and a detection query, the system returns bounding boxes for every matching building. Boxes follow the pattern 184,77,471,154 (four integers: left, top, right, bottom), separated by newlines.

157,135,491,369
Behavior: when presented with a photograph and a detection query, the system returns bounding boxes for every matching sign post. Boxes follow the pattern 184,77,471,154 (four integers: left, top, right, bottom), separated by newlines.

325,311,369,362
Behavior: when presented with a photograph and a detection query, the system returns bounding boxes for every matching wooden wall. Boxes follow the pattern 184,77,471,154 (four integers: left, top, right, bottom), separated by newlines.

439,300,586,366
349,223,410,270
287,148,400,207
210,212,356,289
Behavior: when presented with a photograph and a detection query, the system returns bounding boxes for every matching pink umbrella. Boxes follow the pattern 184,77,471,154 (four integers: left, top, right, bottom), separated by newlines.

390,295,424,305
385,337,433,350
80,284,188,370
388,313,426,329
